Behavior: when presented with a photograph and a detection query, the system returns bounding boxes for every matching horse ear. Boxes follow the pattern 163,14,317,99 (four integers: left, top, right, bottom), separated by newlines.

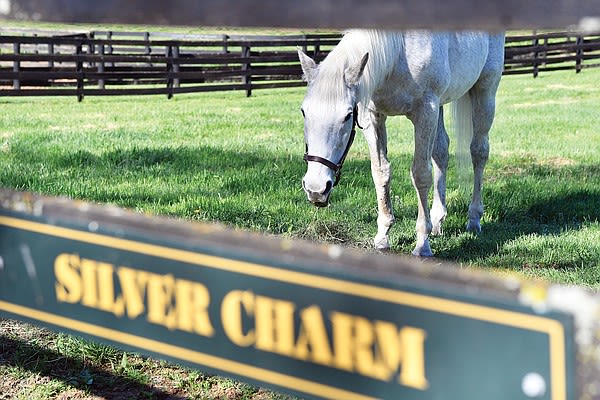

297,48,317,83
344,52,369,87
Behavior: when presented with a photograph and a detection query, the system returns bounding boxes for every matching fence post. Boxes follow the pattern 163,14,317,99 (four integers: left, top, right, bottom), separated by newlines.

48,41,54,70
221,35,230,72
75,42,84,102
173,44,180,89
107,31,114,67
222,34,228,54
532,31,539,78
144,31,152,67
12,42,20,90
242,44,251,97
576,34,584,73
87,32,95,69
98,43,105,90
166,45,174,99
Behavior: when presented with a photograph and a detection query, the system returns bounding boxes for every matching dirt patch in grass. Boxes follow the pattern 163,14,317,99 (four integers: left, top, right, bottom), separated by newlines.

541,157,576,167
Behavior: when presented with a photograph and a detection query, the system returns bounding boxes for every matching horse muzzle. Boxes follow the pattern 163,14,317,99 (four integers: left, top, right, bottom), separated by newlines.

302,178,333,207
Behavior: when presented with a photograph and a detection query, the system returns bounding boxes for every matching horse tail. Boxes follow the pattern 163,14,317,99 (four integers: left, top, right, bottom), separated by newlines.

452,92,473,192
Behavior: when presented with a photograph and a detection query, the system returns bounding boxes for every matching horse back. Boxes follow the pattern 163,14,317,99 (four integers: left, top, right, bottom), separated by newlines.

369,31,501,114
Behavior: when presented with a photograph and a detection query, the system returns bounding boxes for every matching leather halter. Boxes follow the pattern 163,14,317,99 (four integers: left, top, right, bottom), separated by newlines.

303,105,361,186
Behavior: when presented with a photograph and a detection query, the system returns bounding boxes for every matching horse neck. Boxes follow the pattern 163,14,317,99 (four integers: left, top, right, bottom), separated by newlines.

333,30,404,104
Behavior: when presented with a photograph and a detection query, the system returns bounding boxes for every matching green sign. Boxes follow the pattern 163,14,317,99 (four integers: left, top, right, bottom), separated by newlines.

0,209,575,399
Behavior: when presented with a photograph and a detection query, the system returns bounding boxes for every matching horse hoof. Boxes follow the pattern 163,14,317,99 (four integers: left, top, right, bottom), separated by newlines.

430,210,446,236
466,220,482,234
412,243,433,257
374,235,390,251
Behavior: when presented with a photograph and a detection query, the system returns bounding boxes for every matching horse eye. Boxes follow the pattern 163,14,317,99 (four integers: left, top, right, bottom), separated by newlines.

343,112,352,122
301,109,306,118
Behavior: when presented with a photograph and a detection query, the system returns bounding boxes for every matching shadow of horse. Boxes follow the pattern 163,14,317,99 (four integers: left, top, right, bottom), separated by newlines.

433,162,600,268
6,143,600,268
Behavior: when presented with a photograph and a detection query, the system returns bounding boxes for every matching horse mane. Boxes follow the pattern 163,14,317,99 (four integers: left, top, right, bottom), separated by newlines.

310,30,404,108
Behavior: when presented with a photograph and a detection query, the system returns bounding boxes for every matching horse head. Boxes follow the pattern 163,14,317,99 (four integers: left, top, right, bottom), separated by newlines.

298,49,368,207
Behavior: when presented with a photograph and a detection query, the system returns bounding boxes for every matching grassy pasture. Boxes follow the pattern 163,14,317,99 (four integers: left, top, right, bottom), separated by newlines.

1,65,600,398
2,68,600,283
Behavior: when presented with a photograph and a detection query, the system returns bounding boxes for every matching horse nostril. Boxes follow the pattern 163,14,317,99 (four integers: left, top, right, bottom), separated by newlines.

302,178,333,202
323,180,333,196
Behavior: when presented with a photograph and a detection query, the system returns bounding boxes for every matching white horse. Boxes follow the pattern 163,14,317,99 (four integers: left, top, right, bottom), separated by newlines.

298,30,504,257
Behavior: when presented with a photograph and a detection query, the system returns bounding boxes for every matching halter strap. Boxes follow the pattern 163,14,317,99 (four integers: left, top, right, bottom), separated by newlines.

303,105,360,186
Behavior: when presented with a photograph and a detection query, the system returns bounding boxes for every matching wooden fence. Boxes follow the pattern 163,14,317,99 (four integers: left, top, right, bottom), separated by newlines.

504,30,600,77
0,30,340,100
1,29,600,100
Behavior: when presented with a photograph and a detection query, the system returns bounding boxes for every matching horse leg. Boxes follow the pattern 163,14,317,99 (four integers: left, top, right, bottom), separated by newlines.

409,96,440,257
363,111,394,250
466,35,503,233
431,106,448,236
466,87,497,233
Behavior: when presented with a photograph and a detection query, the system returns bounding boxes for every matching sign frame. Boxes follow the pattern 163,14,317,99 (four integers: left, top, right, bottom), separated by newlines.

0,190,576,399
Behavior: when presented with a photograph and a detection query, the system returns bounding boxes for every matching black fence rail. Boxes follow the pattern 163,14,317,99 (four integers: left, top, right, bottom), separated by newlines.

504,30,600,77
0,30,340,100
1,29,600,100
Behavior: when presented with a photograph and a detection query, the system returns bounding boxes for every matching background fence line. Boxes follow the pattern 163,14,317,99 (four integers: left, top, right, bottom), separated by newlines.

1,29,600,100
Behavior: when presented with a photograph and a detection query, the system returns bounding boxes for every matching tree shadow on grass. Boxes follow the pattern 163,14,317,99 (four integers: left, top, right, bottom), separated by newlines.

0,321,190,399
4,144,308,208
432,163,600,269
340,158,600,268
6,143,600,269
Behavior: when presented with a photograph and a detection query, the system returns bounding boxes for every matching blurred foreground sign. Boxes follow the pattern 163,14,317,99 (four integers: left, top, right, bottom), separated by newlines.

0,191,576,399
1,0,600,30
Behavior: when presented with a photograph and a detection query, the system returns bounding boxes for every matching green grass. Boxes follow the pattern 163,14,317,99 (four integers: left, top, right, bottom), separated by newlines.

0,19,335,36
2,42,600,399
0,319,287,399
2,68,600,286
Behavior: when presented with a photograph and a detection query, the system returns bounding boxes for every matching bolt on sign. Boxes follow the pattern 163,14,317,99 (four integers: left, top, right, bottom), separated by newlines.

0,192,576,399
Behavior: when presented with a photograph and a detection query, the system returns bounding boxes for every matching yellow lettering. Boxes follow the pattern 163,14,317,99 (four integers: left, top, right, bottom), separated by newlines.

54,253,82,303
174,280,214,337
354,315,389,380
55,252,428,391
116,267,148,319
330,311,354,372
221,290,255,346
80,258,115,310
96,262,117,312
146,273,176,329
375,322,428,390
294,305,333,366
55,255,216,338
254,295,295,356
79,258,98,307
330,311,388,380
